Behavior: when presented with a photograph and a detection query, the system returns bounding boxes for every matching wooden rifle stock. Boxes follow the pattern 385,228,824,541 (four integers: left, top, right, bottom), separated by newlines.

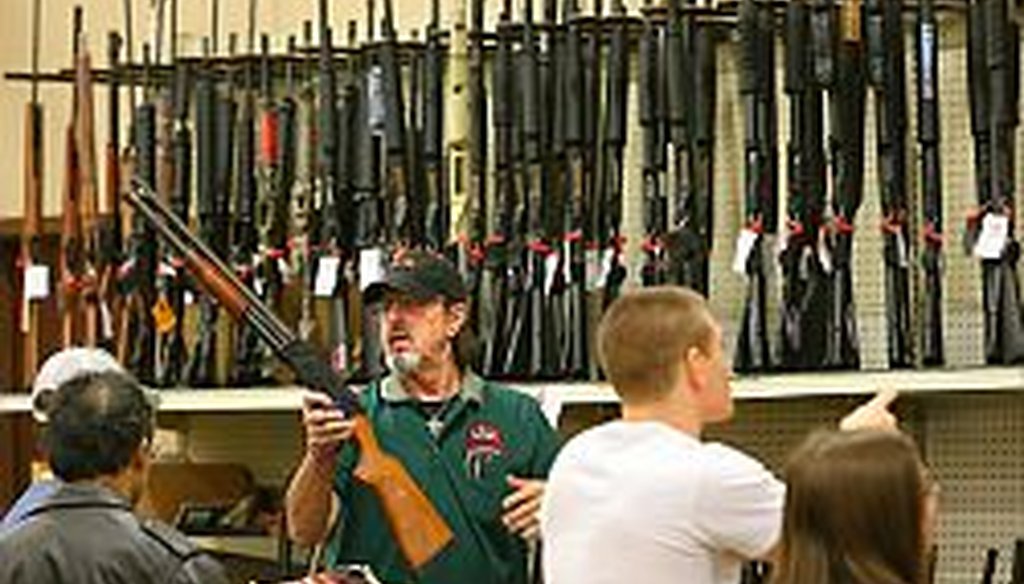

125,179,454,569
75,27,102,346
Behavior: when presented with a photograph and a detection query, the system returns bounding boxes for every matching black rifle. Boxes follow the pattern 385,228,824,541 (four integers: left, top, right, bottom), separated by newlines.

822,0,865,369
639,0,666,287
496,0,533,377
483,0,518,377
1011,538,1024,584
735,0,777,373
867,0,913,368
968,0,1024,363
981,548,998,584
557,0,588,379
917,0,943,365
507,0,547,378
124,43,158,383
664,0,701,293
669,9,716,297
596,0,629,309
380,0,411,247
156,57,192,387
780,0,830,370
422,0,446,251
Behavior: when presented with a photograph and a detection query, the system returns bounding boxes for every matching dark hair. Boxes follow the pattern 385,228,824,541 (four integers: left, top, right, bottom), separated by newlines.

771,430,931,584
45,371,155,482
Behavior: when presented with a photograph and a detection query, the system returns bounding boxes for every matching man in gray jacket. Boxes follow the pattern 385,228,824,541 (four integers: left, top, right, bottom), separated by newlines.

0,370,228,583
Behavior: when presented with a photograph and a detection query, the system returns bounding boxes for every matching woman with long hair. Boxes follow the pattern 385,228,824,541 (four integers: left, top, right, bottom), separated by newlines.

771,429,938,584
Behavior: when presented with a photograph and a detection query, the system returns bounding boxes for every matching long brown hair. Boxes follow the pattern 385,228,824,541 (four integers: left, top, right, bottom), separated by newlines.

772,430,932,584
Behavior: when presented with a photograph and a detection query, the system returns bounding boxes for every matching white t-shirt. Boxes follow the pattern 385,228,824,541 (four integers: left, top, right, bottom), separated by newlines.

541,420,785,584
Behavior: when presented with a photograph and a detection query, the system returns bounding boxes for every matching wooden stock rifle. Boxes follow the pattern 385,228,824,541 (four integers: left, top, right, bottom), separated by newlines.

124,178,454,569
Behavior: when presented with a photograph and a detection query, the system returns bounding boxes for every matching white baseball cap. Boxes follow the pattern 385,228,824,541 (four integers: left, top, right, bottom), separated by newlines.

31,347,142,423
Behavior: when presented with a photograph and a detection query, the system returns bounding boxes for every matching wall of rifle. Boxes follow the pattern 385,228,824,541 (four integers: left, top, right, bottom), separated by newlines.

10,0,1024,390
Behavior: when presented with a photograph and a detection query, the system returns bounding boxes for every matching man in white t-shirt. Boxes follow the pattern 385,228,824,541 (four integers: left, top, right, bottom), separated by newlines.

541,286,896,584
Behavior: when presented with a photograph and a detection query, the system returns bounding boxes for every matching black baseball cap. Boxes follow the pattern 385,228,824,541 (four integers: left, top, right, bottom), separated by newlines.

363,250,468,305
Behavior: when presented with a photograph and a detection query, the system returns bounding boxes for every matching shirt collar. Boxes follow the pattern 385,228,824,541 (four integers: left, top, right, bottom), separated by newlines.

380,370,485,404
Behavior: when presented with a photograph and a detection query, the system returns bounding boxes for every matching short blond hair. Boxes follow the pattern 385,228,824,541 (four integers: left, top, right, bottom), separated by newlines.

597,286,714,403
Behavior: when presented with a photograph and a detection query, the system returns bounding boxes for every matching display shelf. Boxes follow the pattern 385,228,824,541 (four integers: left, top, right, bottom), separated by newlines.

1,366,1020,417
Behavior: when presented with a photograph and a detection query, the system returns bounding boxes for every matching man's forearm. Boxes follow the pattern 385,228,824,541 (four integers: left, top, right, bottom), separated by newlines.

285,451,338,546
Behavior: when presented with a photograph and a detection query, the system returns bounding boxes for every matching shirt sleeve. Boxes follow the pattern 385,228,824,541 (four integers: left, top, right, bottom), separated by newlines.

694,443,785,559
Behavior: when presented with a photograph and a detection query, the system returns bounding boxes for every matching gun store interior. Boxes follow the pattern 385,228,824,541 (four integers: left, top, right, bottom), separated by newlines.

0,0,1022,582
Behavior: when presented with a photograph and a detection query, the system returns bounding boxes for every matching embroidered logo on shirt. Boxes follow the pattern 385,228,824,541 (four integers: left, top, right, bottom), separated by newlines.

464,421,505,480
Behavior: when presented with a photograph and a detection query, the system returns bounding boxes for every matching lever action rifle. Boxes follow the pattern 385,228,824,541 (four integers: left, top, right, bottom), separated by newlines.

126,178,453,569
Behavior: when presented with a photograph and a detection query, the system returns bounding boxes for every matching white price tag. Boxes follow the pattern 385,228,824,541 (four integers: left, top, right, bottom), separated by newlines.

973,213,1010,260
602,249,615,283
100,302,114,340
895,231,909,268
732,229,760,275
184,290,196,306
314,256,341,298
818,236,834,274
278,257,293,283
359,248,386,291
24,264,51,300
544,253,560,295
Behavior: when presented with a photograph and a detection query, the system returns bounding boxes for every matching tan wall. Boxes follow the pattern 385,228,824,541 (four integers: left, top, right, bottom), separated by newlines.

0,0,485,219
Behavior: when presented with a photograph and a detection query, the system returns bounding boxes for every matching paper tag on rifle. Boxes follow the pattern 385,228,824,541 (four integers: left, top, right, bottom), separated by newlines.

973,213,1010,260
152,297,177,335
100,302,114,340
585,249,603,292
278,257,294,284
732,229,759,275
544,253,561,295
896,231,909,268
817,233,834,274
360,248,386,291
315,256,342,298
184,290,196,306
24,264,51,300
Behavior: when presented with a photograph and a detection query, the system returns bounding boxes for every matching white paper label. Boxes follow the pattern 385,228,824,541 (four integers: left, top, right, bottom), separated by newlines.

895,231,909,268
315,256,342,298
100,302,114,339
544,253,560,295
732,229,760,275
24,264,51,300
974,213,1010,260
253,277,265,297
184,290,196,306
359,248,387,291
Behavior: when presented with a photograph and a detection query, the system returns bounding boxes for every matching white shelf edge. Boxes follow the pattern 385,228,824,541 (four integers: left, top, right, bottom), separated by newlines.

1,366,1021,415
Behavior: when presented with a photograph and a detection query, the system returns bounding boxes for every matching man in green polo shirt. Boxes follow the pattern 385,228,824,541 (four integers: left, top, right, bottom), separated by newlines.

285,251,561,584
